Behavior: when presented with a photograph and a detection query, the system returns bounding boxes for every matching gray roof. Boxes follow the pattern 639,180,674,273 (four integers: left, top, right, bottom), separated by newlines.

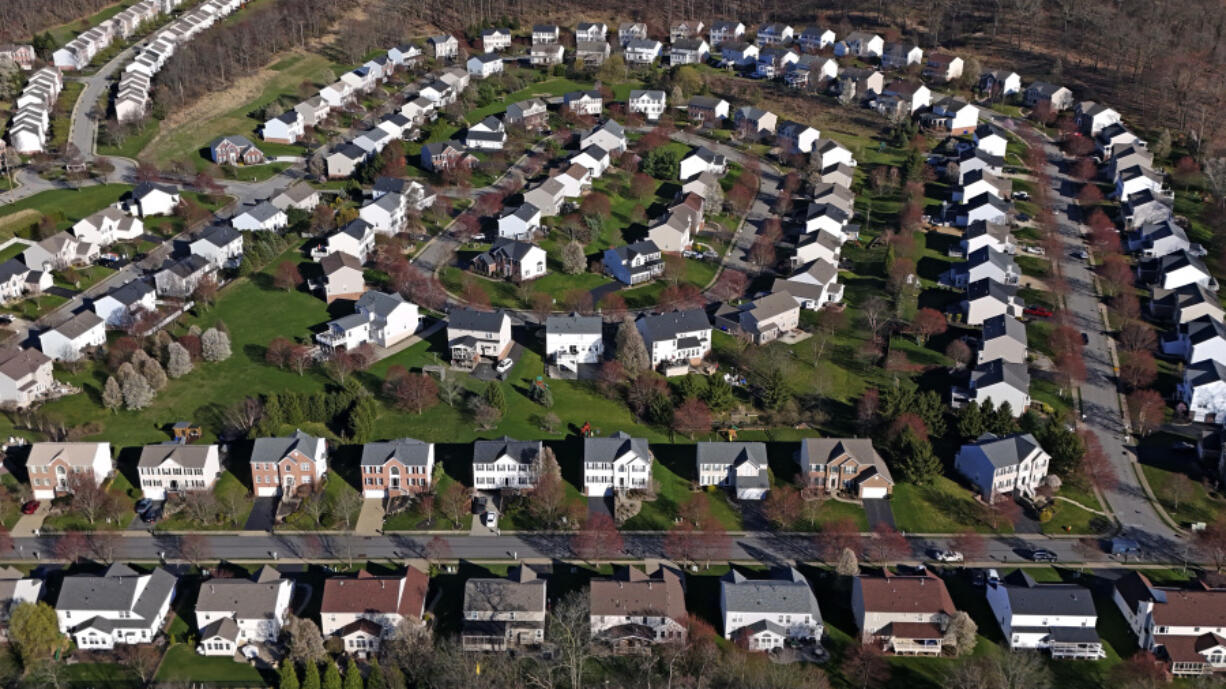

993,570,1097,617
1187,359,1226,387
132,182,178,200
50,310,103,339
101,279,154,306
357,290,408,318
672,38,706,51
137,443,215,469
200,616,239,642
742,291,798,322
721,567,821,619
637,309,710,343
464,572,547,613
966,277,1017,303
0,259,28,283
962,432,1041,469
162,254,211,279
695,441,767,467
689,95,725,109
473,436,542,466
625,38,662,51
981,315,1026,345
57,564,176,627
471,52,501,65
449,307,509,333
194,223,241,248
250,429,325,467
360,438,433,467
966,246,1015,271
1184,315,1226,346
608,239,660,264
340,218,372,240
687,146,725,165
332,143,367,161
237,203,281,225
194,572,288,618
799,438,892,485
584,431,649,463
487,238,540,262
547,313,602,335
970,359,1030,392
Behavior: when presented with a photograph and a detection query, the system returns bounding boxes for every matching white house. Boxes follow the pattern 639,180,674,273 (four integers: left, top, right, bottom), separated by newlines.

1139,251,1214,291
721,568,822,650
852,573,956,655
546,313,603,375
720,41,759,67
797,25,835,51
0,570,42,640
954,432,1049,500
448,308,512,364
590,567,687,649
39,311,106,362
974,123,1009,159
316,291,420,351
472,239,547,282
963,278,1024,326
195,568,294,656
0,347,53,409
320,569,428,655
696,442,769,500
71,207,143,246
262,110,304,144
497,204,542,240
582,431,650,497
709,21,745,46
123,183,180,218
136,443,221,500
961,221,1015,257
92,280,156,327
838,31,884,58
777,121,821,156
56,565,176,650
986,570,1104,659
571,145,611,179
1024,81,1074,111
531,24,560,44
625,38,663,64
466,53,504,79
1126,218,1191,259
882,42,923,70
774,259,844,310
1179,360,1226,424
189,224,244,269
1076,101,1121,137
636,309,711,369
1162,316,1226,365
959,360,1030,417
977,314,1027,366
628,89,667,120
359,193,406,235
472,437,543,491
480,28,512,52
25,442,112,500
580,119,627,154
231,201,287,232
755,46,799,78
980,70,1021,96
679,146,727,180
1112,571,1226,676
930,97,979,135
670,38,710,66
563,90,603,117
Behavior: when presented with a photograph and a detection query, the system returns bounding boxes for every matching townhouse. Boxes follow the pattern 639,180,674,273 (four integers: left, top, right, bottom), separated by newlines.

582,431,650,497
359,438,434,498
798,437,894,499
472,437,543,491
721,568,822,650
136,443,221,499
249,430,328,498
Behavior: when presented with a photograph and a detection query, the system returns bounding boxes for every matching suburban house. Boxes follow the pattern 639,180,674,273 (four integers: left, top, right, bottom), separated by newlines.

428,34,459,59
948,246,1019,287
326,143,367,178
714,291,800,344
521,178,564,216
788,55,839,89
71,207,143,246
928,97,979,135
1126,218,1191,259
774,258,844,309
853,572,956,655
420,140,474,172
571,145,611,179
733,106,778,139
576,39,611,65
153,255,216,298
137,443,220,499
973,123,1009,158
646,201,699,249
209,135,265,165
721,568,822,650
813,137,856,170
466,52,504,79
249,430,328,498
837,67,885,100
472,437,543,491
122,183,180,217
480,28,512,52
93,280,156,327
590,566,687,652
462,565,548,652
955,432,1050,500
757,22,795,45
530,43,565,66
531,24,560,43
798,437,894,499
0,347,53,409
318,251,366,303
575,22,608,42
1023,81,1074,111
1149,283,1224,326
696,441,769,500
604,240,665,286
1179,360,1226,424
881,80,931,115
25,442,112,500
628,89,668,120
353,127,392,155
317,291,419,353
580,119,627,153
1076,101,1121,136
1137,251,1214,291
563,90,603,116
359,438,435,499
618,22,648,45
0,260,40,304
262,110,304,143
977,314,1028,365
962,278,1024,326
0,569,42,640
755,46,799,78
796,228,845,264
271,182,321,211
777,121,821,155
55,565,176,650
22,232,99,271
687,95,730,126
954,170,1012,203
294,97,330,128
1113,571,1226,676
545,313,604,375
625,38,664,64
881,42,923,70
959,360,1031,416
448,308,512,366
922,53,964,81
188,224,244,270
636,309,712,370
39,311,105,362
986,570,1104,659
670,20,705,42
473,238,547,282
961,221,1014,257
388,42,423,65
1163,316,1226,364
679,146,727,180
505,98,548,130
979,69,1021,96
720,41,759,67
195,567,294,656
232,200,288,233
320,568,429,655
710,21,746,46
837,31,884,58
670,38,710,65
359,193,407,235
497,204,543,240
582,431,650,497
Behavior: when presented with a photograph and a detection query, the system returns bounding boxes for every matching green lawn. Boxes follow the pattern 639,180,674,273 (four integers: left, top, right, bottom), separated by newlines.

0,184,131,235
1142,461,1223,527
155,644,265,684
42,472,137,532
891,476,1015,534
158,471,253,531
282,471,361,530
383,471,463,530
65,662,139,687
1041,478,1112,535
621,454,744,531
98,119,161,159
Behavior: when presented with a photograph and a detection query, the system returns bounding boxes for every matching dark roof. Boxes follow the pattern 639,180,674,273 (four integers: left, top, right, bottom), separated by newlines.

473,436,542,465
488,238,541,261
966,277,1017,303
449,307,509,333
547,313,602,335
331,142,366,161
993,570,1098,616
49,310,103,339
695,441,767,467
360,438,432,467
193,224,241,248
970,359,1030,392
101,279,154,306
636,309,710,343
250,429,325,466
584,431,649,463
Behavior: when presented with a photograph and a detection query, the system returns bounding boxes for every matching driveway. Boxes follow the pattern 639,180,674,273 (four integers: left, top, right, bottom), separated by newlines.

862,498,895,530
354,498,384,535
243,497,277,531
44,286,79,299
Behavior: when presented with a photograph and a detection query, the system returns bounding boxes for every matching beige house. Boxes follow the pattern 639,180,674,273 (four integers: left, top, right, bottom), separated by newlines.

137,443,221,500
318,252,366,303
714,292,799,344
798,438,894,499
26,442,113,500
853,573,956,655
0,347,54,408
462,565,547,652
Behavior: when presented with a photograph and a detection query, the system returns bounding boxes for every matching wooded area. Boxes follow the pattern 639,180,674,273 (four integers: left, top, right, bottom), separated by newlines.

0,0,114,43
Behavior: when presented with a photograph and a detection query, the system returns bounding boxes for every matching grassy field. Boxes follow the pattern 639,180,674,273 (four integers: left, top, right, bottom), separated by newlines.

156,644,265,684
98,119,161,159
892,476,1015,534
0,185,131,234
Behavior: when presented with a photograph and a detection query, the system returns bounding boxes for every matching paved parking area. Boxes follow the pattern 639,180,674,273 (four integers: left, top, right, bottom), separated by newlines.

354,498,384,535
244,497,276,531
862,498,895,530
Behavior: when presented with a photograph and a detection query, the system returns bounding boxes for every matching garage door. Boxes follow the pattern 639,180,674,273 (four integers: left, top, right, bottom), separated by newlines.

861,486,888,499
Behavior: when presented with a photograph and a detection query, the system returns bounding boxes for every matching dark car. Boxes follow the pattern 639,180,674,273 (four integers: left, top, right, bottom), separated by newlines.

1029,548,1059,562
20,500,39,515
141,505,163,524
134,498,153,513
1081,332,1089,345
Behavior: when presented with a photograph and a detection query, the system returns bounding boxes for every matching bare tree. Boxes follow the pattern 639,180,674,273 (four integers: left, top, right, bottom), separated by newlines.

118,644,162,688
548,590,594,689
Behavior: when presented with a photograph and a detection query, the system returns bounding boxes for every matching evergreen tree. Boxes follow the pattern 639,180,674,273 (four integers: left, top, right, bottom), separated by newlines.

957,401,987,440
483,382,507,413
893,427,943,484
302,661,321,689
307,392,328,422
530,383,554,408
102,376,123,411
703,374,734,411
1039,419,1085,477
990,402,1018,435
759,366,791,410
342,658,362,689
675,374,701,401
264,394,284,429
280,665,300,689
282,393,304,424
322,661,342,689
347,397,377,443
615,318,649,375
366,657,386,689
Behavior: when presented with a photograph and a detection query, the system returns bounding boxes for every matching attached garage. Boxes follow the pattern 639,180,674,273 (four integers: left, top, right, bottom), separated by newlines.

860,485,889,499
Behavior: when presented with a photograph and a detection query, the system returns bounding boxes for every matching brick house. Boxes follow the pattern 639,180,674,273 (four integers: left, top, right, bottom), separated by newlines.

249,430,328,498
360,438,434,498
798,438,894,499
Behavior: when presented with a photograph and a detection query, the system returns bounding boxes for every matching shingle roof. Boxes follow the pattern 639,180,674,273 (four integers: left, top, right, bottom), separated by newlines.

473,436,542,465
101,279,154,306
856,573,955,615
138,443,215,469
360,438,432,467
195,571,289,618
970,359,1030,392
194,223,241,248
57,565,176,626
696,441,767,467
637,309,709,342
981,314,1026,345
722,567,821,619
992,570,1097,616
800,438,892,485
50,310,103,339
320,568,428,619
547,313,602,335
449,307,508,333
250,429,324,467
464,566,547,613
320,251,362,275
584,430,648,463
590,566,685,621
961,432,1041,469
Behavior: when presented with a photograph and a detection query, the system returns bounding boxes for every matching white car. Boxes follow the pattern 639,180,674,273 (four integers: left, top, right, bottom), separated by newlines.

483,511,498,528
933,549,964,563
495,358,514,374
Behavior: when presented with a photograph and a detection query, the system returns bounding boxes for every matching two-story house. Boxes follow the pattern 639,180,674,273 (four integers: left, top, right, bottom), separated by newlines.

1162,316,1226,365
563,90,603,117
775,258,844,310
636,309,712,370
359,438,434,499
986,570,1104,659
962,278,1024,326
136,443,221,500
625,38,664,65
196,567,294,656
0,347,54,409
497,204,543,241
249,430,328,498
92,280,156,327
189,224,244,269
591,566,687,652
262,110,304,144
321,568,428,655
71,207,143,246
546,313,604,375
318,251,366,303
713,291,800,345
473,239,547,282
39,311,106,362
798,438,894,500
709,21,746,46
466,52,504,79
687,96,730,127
583,431,650,497
472,437,543,491
628,89,667,120
1179,360,1226,424
696,441,769,500
462,565,547,651
480,28,512,52
26,442,112,500
958,360,1030,416
604,240,664,286
618,22,648,46
1113,571,1226,676
853,572,956,655
505,98,548,130
976,314,1028,366
56,564,177,649
448,308,512,366
678,146,727,181
955,432,1050,500
721,568,822,650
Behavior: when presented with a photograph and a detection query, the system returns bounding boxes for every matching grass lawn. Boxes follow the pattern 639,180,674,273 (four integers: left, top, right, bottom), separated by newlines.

0,243,26,262
155,644,265,684
621,453,744,531
282,471,361,530
42,472,138,532
49,81,84,153
159,471,253,530
1141,461,1223,527
0,184,131,235
383,471,463,530
98,119,161,159
65,662,139,687
1041,478,1112,535
891,476,1014,534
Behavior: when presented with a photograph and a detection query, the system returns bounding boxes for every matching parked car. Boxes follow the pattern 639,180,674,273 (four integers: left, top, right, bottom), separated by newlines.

1081,332,1089,345
134,498,153,514
495,358,514,374
932,549,964,563
483,511,498,528
20,500,39,515
1024,306,1053,318
1071,249,1088,260
1024,245,1045,256
141,505,163,524
1012,191,1031,201
1028,548,1058,562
